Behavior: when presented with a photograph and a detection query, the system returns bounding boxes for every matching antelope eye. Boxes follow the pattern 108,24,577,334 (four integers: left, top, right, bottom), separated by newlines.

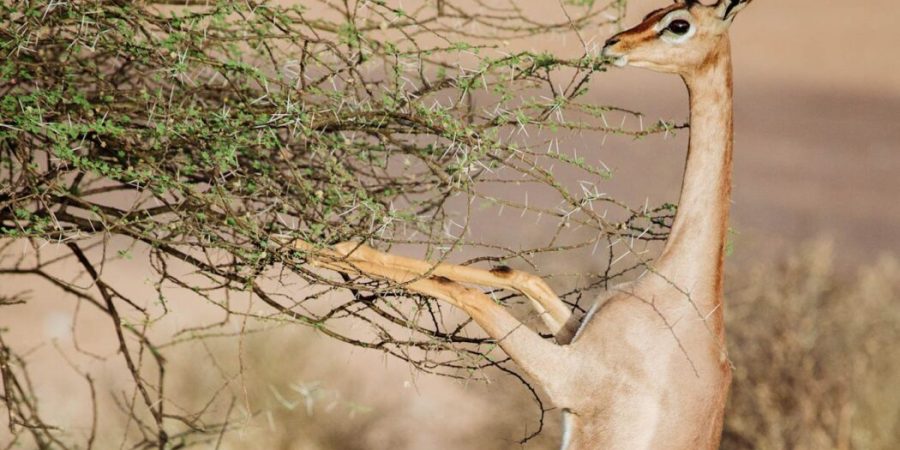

667,19,691,35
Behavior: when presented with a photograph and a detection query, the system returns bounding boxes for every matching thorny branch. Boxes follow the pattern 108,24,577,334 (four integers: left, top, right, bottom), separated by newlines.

0,0,683,447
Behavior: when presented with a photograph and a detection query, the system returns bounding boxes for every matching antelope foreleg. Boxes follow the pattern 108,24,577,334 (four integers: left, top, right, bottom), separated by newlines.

293,240,570,392
323,242,573,337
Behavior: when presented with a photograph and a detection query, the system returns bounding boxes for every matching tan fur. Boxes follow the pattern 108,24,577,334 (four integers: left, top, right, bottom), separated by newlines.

294,1,753,448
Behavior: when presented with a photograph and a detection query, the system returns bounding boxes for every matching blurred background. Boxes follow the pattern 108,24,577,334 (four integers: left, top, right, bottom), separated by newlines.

622,0,900,265
2,0,899,449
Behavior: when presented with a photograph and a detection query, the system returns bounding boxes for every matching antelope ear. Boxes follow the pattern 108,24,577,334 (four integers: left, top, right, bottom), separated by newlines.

716,0,753,22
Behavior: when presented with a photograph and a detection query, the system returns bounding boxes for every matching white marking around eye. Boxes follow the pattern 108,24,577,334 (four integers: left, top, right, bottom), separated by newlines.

655,10,697,45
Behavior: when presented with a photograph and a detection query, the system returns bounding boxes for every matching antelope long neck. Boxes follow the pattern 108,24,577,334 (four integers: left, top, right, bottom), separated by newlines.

655,37,734,307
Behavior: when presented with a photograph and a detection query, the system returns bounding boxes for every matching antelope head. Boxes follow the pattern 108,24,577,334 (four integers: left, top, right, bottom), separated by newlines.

602,0,754,74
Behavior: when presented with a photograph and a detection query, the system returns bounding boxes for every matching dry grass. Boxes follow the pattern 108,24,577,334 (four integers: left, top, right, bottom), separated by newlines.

2,241,897,449
201,241,900,449
723,241,900,450
198,331,553,450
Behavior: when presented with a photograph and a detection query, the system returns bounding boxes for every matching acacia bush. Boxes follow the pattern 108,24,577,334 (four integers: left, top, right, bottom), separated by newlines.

0,0,686,447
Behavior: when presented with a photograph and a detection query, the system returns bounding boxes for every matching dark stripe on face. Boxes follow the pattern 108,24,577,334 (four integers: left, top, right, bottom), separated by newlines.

634,4,684,33
643,8,665,21
723,0,742,18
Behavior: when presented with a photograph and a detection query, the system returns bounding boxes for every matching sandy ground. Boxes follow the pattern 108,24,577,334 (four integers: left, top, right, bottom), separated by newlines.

2,1,899,448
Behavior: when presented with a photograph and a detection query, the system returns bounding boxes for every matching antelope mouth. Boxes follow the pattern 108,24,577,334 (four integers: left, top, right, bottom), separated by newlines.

601,47,629,68
611,55,629,67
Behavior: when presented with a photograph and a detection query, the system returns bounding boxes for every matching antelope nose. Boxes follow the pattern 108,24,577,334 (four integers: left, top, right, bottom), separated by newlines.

604,36,621,48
